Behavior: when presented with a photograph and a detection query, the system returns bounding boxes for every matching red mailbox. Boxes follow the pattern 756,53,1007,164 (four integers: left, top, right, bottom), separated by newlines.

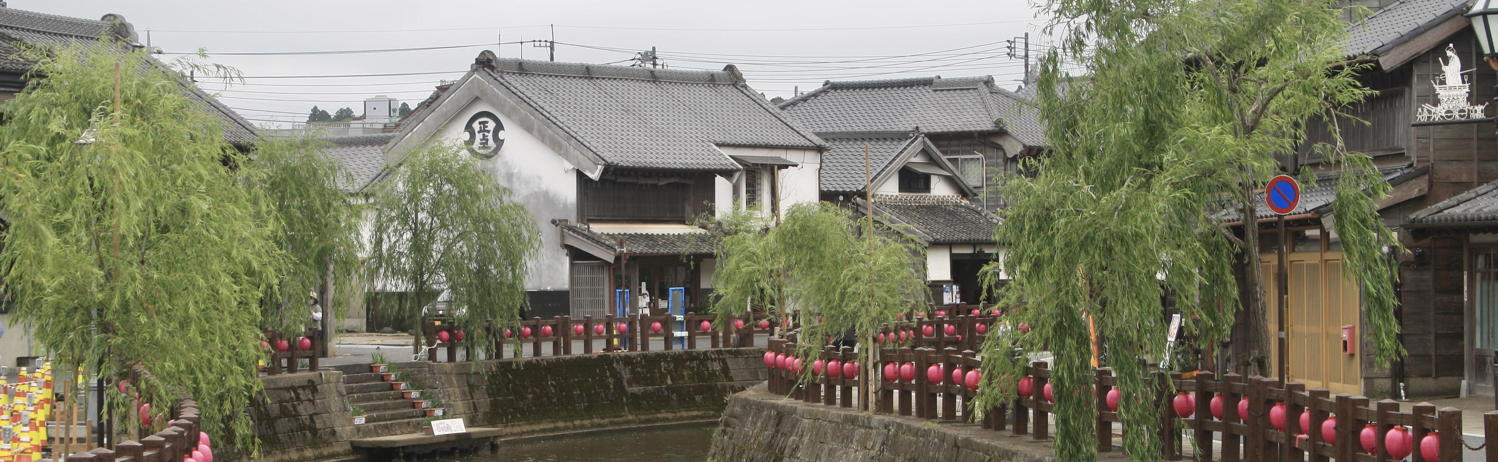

1341,325,1356,355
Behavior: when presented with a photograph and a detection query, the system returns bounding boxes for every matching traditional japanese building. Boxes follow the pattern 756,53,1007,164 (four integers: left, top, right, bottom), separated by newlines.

777,76,1043,302
376,52,824,320
1227,0,1497,398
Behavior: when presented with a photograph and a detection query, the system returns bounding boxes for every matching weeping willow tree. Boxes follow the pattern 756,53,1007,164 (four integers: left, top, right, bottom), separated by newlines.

973,0,1401,460
364,142,538,355
240,136,361,335
707,202,928,396
0,43,276,452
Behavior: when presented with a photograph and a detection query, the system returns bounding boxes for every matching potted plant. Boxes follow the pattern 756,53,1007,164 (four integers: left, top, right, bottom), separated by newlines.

402,389,421,399
390,381,407,391
424,398,446,417
422,416,436,435
351,406,366,425
370,352,389,373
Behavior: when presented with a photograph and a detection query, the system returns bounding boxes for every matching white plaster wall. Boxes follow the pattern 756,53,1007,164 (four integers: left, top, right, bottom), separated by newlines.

0,314,38,369
433,98,578,292
714,175,735,218
926,245,952,281
715,146,821,218
699,258,717,289
871,149,961,196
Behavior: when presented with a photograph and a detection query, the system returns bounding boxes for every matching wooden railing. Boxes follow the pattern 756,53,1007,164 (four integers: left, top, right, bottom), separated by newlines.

262,328,321,374
418,313,780,362
47,367,207,462
766,337,1490,461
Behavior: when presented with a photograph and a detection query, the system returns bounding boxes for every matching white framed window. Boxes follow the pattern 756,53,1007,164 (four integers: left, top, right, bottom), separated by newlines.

948,154,985,187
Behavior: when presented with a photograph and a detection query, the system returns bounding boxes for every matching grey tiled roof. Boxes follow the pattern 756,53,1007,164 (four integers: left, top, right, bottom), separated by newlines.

319,133,397,192
560,224,714,256
819,132,922,193
1228,167,1419,221
870,194,998,245
779,76,1046,147
1408,178,1498,226
0,7,258,146
1344,0,1469,57
477,59,823,171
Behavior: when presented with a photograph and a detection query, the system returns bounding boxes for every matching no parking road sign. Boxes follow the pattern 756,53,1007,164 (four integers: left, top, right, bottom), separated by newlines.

1264,175,1300,215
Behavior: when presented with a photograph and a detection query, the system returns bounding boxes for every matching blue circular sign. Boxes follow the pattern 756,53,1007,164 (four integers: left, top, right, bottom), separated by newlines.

1265,175,1300,215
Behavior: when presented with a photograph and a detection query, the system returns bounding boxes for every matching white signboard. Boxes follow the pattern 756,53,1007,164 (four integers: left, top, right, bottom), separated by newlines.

430,418,467,436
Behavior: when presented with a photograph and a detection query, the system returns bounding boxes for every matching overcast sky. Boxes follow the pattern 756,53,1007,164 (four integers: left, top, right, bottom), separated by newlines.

21,0,1054,128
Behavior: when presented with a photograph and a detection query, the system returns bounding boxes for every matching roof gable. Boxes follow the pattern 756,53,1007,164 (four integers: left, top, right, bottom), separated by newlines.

1344,0,1470,60
392,53,823,173
818,131,974,196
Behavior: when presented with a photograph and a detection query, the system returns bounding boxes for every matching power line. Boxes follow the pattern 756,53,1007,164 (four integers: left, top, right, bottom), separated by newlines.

158,42,513,56
212,87,437,95
235,70,466,79
148,19,1039,35
210,79,456,87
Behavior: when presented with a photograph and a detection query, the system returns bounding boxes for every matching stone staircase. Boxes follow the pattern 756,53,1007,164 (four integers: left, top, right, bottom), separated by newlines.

334,364,445,438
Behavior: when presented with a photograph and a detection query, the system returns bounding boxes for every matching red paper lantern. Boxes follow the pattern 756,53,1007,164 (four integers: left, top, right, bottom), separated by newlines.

1209,394,1224,419
775,354,788,370
899,362,916,381
792,358,803,374
963,369,981,391
783,318,791,329
259,341,270,351
1017,376,1034,398
926,364,944,384
1360,424,1378,454
921,325,935,337
699,320,712,332
876,333,886,343
883,363,899,382
1269,403,1287,430
454,330,464,342
615,323,629,334
1320,417,1337,445
117,380,130,394
198,444,214,462
520,327,533,338
975,323,988,335
1043,382,1054,402
970,308,981,316
842,361,858,379
828,360,844,378
763,351,776,368
1106,388,1121,412
275,339,290,352
935,310,947,318
573,324,585,336
1298,411,1309,434
1019,322,1031,333
297,337,313,351
503,328,513,338
437,330,451,343
812,359,826,376
539,325,553,337
990,308,1002,316
1420,432,1440,462
139,402,152,427
943,324,956,336
898,331,910,342
1384,426,1412,459
1172,392,1193,418
651,322,663,333
951,367,964,385
1237,398,1249,422
593,324,606,335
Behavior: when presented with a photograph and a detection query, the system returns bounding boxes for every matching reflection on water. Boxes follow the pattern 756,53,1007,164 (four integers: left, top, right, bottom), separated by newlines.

455,425,715,462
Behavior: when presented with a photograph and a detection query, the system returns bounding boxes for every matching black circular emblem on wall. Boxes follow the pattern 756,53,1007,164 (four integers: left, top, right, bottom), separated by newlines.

463,111,505,158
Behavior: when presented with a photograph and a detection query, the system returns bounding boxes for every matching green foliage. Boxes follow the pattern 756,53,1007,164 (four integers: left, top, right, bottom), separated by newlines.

365,143,539,354
706,203,927,381
332,107,355,122
0,42,273,452
975,0,1400,460
306,106,331,123
240,135,361,334
398,102,413,119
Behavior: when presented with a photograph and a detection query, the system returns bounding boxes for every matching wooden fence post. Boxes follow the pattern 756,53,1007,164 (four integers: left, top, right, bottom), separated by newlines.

1376,399,1399,461
1032,361,1049,441
1096,368,1112,453
1221,373,1242,462
1435,407,1461,462
1484,411,1498,462
1283,382,1305,461
1410,403,1435,462
1193,371,1214,461
1306,388,1330,462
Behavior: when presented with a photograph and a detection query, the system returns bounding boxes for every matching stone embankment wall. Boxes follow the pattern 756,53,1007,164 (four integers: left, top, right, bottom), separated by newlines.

240,348,766,461
710,384,1096,462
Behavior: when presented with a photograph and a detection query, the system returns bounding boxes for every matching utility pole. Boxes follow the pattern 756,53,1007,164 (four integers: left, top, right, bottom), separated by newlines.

1023,32,1030,85
549,24,556,62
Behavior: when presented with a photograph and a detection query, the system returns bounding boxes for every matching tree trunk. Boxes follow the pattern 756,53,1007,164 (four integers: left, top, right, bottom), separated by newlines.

1235,182,1270,377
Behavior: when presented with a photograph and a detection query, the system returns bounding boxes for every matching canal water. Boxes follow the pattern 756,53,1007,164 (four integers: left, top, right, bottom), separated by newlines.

453,425,715,462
